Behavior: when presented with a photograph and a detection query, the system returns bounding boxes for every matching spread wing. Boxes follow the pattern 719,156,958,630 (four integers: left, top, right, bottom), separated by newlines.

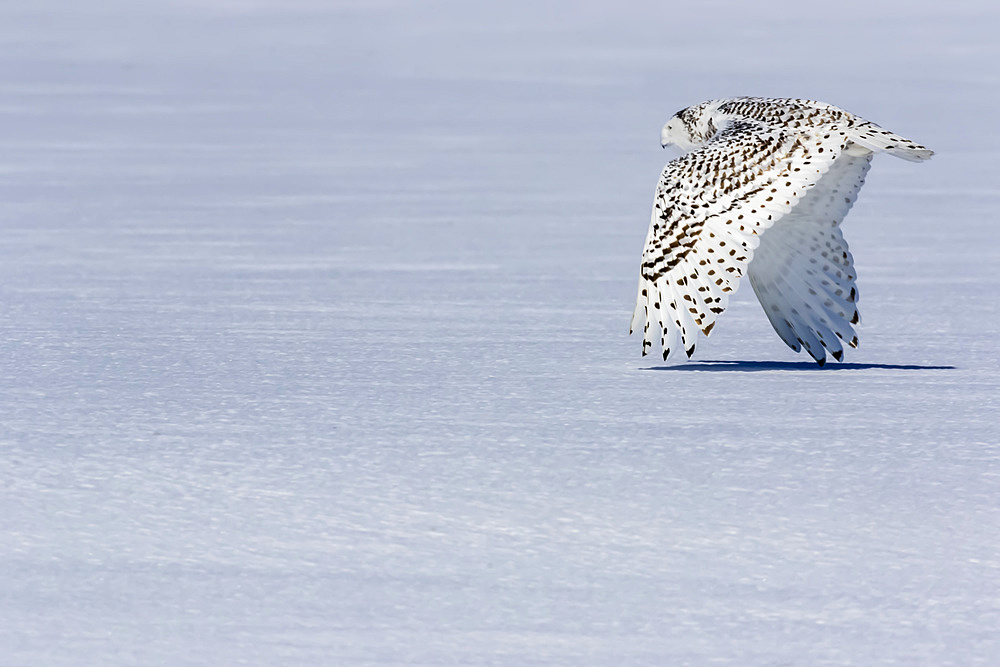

747,151,873,365
631,120,852,361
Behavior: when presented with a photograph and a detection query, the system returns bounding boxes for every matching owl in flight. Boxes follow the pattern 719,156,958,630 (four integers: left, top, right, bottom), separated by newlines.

631,97,933,365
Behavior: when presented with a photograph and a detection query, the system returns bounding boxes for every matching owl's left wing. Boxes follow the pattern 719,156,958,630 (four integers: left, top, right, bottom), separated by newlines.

631,119,850,361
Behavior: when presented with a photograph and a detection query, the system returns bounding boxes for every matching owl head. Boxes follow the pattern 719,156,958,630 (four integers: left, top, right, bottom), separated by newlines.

660,100,722,152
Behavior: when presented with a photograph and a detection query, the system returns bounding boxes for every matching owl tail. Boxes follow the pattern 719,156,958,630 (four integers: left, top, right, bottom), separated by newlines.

846,122,933,162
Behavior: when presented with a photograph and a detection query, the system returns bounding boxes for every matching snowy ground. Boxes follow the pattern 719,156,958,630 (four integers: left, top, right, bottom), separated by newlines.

1,1,999,664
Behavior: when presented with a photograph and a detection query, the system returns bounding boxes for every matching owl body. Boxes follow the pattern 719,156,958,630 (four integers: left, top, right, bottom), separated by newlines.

632,97,932,365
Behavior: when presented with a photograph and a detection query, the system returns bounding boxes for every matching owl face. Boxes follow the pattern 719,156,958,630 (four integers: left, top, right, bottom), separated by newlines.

661,101,718,152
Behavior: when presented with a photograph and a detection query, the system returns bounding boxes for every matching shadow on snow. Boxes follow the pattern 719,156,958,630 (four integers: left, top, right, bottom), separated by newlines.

644,360,956,372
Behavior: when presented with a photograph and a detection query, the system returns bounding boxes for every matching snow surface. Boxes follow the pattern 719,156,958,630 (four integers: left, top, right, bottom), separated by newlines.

1,0,999,664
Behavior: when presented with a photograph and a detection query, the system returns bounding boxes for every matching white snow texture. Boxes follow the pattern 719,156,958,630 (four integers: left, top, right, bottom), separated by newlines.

1,1,998,665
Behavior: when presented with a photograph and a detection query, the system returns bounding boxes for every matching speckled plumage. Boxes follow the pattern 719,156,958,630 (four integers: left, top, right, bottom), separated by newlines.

631,97,933,365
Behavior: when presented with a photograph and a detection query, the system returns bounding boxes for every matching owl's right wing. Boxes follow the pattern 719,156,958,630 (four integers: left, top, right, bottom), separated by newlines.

746,151,874,365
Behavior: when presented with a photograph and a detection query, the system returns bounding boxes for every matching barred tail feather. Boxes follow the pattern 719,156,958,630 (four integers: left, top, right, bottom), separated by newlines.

847,122,933,162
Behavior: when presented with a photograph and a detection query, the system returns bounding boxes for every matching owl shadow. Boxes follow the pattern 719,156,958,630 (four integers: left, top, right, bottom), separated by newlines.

646,360,956,372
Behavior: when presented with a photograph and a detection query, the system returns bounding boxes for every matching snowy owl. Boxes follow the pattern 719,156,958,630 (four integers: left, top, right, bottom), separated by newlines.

631,97,933,365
